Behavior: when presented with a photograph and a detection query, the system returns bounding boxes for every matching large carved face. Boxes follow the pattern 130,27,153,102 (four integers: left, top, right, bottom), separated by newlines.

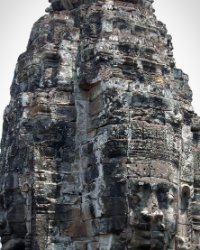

128,177,178,250
0,175,26,250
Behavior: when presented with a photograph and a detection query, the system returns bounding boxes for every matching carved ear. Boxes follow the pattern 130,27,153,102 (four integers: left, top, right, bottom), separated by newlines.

0,193,6,210
181,184,191,210
181,184,191,199
0,193,4,207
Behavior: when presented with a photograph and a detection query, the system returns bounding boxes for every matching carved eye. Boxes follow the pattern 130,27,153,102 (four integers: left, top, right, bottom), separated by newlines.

157,190,174,204
157,192,167,203
157,188,169,202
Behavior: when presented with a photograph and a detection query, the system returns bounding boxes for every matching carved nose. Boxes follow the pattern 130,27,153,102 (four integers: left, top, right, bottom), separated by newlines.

151,193,159,208
141,209,163,222
141,192,163,222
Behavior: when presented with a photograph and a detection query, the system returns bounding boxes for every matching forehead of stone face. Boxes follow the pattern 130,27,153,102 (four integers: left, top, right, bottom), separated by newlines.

128,159,179,184
28,13,74,50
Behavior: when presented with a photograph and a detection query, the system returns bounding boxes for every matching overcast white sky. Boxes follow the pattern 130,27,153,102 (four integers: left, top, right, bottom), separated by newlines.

0,0,199,139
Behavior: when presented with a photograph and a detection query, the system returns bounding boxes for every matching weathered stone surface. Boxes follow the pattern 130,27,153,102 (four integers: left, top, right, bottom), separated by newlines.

0,0,199,249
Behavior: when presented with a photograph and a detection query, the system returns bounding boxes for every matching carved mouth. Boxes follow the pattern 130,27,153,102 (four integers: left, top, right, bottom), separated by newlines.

133,222,151,230
133,223,165,243
134,222,165,232
135,230,164,240
151,230,165,240
132,232,165,250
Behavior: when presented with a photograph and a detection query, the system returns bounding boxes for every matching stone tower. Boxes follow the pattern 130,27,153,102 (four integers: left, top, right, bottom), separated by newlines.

0,0,199,249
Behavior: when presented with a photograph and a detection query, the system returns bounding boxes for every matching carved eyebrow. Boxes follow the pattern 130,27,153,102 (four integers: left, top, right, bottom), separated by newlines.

137,182,178,191
131,179,178,191
155,183,178,192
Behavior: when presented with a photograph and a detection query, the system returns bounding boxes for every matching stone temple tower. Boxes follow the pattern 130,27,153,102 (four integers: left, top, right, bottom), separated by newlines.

0,0,200,249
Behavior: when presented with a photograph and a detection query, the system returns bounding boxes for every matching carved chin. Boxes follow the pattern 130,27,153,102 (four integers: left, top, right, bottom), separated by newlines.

2,238,25,250
131,239,165,250
132,226,166,249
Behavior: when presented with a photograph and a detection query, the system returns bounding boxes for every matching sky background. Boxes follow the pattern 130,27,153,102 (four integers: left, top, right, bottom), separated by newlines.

0,0,199,139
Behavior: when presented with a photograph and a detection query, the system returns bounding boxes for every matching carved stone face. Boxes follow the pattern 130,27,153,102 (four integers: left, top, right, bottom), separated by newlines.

0,194,26,250
0,175,26,250
128,178,178,250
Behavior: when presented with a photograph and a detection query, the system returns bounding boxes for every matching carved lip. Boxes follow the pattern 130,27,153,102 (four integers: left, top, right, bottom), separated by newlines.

133,222,151,230
134,222,166,232
135,230,164,240
133,236,165,250
133,223,165,241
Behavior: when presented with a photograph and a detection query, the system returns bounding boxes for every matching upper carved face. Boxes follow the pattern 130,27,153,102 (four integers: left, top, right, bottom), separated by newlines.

0,195,26,250
0,175,26,250
128,178,178,250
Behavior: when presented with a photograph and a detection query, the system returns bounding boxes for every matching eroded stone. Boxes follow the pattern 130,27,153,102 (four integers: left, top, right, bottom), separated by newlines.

0,0,199,250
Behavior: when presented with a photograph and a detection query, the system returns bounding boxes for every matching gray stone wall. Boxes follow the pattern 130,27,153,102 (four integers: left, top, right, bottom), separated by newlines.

0,1,199,249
